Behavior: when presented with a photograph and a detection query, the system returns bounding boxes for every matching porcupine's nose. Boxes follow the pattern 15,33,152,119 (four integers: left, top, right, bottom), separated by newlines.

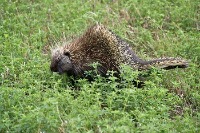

50,63,58,72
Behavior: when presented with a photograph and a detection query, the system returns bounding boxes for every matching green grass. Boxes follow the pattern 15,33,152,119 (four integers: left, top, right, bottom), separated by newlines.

0,0,200,132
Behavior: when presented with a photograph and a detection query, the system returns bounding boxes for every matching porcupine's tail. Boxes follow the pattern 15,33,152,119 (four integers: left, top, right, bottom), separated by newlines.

139,57,189,70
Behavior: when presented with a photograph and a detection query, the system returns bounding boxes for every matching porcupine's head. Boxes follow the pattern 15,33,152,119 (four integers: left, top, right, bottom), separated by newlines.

50,46,74,75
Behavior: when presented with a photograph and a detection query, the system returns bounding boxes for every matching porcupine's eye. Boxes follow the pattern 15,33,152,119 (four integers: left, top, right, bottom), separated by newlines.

56,57,61,62
64,51,70,57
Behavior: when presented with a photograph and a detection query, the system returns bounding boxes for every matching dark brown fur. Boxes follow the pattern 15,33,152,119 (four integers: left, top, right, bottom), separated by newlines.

50,24,189,79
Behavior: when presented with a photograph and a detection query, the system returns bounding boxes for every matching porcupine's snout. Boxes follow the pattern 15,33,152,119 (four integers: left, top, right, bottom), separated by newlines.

50,54,73,75
57,56,73,74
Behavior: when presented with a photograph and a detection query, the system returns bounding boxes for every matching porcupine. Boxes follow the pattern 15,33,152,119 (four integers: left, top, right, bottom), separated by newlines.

50,24,189,84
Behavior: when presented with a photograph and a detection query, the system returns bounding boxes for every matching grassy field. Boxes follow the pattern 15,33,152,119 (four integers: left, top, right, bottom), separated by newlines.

0,0,200,132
